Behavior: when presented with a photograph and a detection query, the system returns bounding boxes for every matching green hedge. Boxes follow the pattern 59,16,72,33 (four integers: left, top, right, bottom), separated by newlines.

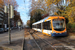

66,23,75,32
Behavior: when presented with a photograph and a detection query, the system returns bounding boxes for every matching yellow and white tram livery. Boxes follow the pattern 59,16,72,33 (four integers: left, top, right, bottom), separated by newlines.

32,16,67,37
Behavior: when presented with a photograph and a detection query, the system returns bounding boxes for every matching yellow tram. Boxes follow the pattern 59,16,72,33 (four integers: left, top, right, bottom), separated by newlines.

32,16,67,37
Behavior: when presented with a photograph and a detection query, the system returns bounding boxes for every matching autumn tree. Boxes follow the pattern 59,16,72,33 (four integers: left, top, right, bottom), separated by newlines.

3,0,18,9
30,9,44,28
65,0,75,23
27,20,30,27
45,0,62,15
45,0,61,6
30,0,47,14
30,0,49,28
53,0,75,32
14,10,22,22
4,0,22,24
31,0,61,15
54,0,75,23
30,0,47,27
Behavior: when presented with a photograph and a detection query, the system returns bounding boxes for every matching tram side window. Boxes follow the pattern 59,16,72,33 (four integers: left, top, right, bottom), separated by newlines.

32,25,34,28
37,24,39,28
43,21,52,30
47,21,50,30
32,25,33,28
39,23,41,29
50,21,52,30
33,25,35,28
35,25,36,28
43,22,48,29
34,25,36,28
35,25,37,28
47,21,52,30
37,23,41,29
33,25,34,28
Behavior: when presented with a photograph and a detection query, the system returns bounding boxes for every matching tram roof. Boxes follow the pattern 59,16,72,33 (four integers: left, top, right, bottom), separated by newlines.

32,16,50,25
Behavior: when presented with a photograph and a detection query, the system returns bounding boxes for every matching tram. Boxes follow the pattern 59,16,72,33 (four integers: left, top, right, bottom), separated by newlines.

32,16,67,37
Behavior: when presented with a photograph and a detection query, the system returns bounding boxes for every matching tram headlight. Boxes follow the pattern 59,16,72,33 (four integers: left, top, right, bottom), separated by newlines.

65,31,67,32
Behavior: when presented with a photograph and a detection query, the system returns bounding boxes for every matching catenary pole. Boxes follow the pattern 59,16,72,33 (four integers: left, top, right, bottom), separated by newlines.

8,0,11,44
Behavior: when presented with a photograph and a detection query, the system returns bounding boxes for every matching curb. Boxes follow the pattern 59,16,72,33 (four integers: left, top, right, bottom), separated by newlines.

21,36,25,50
22,37,25,50
0,46,13,50
22,29,25,50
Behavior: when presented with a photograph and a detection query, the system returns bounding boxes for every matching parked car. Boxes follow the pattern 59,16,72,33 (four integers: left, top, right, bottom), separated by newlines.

11,27,14,30
7,28,12,31
0,28,4,33
4,24,8,32
4,28,8,32
7,28,9,31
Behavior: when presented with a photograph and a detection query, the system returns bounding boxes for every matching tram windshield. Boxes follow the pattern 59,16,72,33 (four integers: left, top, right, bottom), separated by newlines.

52,19,65,31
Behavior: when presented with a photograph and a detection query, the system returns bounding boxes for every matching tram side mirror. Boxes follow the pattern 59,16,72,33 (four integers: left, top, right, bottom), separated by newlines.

65,18,69,24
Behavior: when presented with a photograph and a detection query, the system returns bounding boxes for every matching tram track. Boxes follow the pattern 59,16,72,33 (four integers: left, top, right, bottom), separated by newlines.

53,38,75,50
29,30,55,50
34,33,69,50
34,34,56,50
24,29,75,50
23,29,41,50
50,35,75,47
29,30,67,50
29,32,42,50
54,37,75,47
38,31,75,46
34,31,75,50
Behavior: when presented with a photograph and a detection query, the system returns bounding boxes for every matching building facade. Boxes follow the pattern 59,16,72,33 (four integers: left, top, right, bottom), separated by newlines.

0,3,5,28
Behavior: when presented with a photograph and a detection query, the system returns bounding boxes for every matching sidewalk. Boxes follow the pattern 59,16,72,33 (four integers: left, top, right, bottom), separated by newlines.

0,46,13,50
0,29,24,50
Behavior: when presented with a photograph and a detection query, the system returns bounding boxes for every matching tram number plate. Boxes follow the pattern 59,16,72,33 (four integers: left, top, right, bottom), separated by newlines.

59,33,61,34
58,33,61,34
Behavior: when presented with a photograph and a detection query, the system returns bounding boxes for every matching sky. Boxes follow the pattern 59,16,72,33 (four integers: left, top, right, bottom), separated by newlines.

16,0,31,25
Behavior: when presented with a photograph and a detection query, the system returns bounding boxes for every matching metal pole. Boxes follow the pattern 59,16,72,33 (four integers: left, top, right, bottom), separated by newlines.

8,4,11,44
